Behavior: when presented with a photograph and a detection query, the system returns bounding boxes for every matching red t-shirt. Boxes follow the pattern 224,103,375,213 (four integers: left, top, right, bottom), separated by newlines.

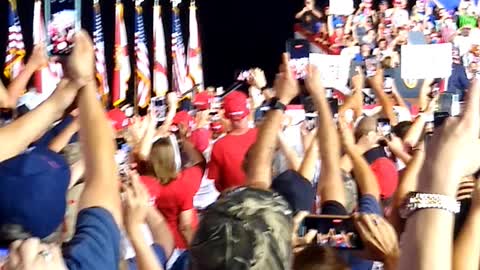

370,157,398,199
208,128,258,192
140,166,204,249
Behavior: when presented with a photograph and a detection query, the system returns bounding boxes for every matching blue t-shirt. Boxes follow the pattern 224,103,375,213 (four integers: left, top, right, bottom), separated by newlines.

34,115,79,148
63,207,121,270
127,244,168,270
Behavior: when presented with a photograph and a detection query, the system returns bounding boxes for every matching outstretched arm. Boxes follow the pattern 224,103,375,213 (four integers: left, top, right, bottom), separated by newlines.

306,65,345,205
247,54,300,190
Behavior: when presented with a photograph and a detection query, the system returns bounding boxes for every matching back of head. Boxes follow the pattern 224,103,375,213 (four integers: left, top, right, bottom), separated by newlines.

149,136,180,185
190,188,293,270
354,116,378,140
0,148,70,246
293,246,349,270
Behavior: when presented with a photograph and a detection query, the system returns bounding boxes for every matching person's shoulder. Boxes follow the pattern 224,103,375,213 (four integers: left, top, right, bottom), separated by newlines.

63,208,121,270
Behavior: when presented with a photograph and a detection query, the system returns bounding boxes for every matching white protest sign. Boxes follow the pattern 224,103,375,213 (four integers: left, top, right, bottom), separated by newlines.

309,53,351,88
401,43,452,79
329,0,354,15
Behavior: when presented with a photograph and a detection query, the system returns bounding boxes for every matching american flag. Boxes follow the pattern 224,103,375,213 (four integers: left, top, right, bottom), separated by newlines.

93,0,110,102
187,0,204,89
4,0,26,81
135,3,151,108
112,1,131,107
153,0,169,97
33,0,62,96
171,4,190,95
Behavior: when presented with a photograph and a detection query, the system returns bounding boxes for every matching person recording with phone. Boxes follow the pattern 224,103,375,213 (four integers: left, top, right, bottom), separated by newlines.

295,0,323,33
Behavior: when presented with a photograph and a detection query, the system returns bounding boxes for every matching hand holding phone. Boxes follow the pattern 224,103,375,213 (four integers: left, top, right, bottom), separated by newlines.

299,215,363,249
365,57,378,78
150,96,167,122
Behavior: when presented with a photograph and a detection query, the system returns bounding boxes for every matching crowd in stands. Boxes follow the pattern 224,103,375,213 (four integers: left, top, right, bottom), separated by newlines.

1,0,480,270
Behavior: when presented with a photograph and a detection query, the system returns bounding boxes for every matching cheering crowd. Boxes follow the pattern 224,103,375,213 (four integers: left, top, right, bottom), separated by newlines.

1,0,480,270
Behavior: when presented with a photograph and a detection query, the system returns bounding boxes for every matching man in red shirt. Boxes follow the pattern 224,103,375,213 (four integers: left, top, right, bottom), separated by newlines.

208,91,258,192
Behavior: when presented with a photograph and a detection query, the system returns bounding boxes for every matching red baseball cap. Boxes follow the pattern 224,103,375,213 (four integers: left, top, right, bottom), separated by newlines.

171,111,194,132
223,91,249,121
107,109,129,132
193,92,213,111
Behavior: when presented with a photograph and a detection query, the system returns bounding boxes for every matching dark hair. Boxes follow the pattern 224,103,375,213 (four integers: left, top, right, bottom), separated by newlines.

293,246,349,270
392,121,413,139
0,224,31,248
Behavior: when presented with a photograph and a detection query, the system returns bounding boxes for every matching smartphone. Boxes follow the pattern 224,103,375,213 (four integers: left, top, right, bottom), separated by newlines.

434,111,450,128
428,78,441,99
377,118,391,137
237,70,251,81
365,56,378,78
150,96,167,122
305,114,318,131
45,0,81,56
328,98,339,116
286,39,310,80
384,76,394,93
299,215,363,250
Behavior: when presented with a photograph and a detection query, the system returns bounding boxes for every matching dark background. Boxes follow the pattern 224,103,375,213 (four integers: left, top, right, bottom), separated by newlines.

0,0,414,94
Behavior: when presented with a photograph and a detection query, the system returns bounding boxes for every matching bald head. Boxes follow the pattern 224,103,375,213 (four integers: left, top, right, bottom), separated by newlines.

355,116,378,140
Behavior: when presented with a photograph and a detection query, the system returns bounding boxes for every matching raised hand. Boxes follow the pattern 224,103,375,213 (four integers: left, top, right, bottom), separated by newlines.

354,213,400,265
123,171,150,232
274,53,300,105
27,44,49,70
419,80,480,196
65,30,95,85
5,239,67,270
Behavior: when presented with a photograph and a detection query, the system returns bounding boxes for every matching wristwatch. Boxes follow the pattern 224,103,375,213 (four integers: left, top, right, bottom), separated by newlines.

268,98,287,112
399,192,461,219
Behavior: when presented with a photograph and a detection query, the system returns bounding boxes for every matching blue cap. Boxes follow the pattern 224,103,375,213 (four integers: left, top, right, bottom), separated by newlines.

0,147,70,238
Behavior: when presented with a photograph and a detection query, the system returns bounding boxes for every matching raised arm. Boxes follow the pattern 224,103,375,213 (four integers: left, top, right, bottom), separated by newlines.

368,69,397,125
298,135,319,182
247,54,300,190
453,182,480,270
306,65,345,205
388,145,425,235
398,81,480,270
2,45,49,108
339,121,380,201
48,117,79,153
278,131,302,171
0,79,81,162
136,93,178,161
73,31,122,224
124,173,165,270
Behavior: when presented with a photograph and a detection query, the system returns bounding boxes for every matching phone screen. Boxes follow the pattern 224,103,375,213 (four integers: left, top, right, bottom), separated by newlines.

305,116,317,131
151,96,167,122
45,0,81,56
377,118,391,136
299,215,363,250
384,77,394,93
365,57,378,77
286,39,310,80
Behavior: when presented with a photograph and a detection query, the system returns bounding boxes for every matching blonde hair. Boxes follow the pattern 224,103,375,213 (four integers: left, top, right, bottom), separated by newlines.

148,137,179,185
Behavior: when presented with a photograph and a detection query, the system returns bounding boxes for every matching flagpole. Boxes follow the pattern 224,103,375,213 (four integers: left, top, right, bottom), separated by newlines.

134,1,139,115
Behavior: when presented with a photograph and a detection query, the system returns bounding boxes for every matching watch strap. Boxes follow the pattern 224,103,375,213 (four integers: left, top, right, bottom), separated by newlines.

400,192,460,219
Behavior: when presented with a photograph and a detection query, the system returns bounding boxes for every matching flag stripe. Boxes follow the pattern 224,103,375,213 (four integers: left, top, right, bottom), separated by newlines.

153,4,169,97
4,0,25,80
135,5,151,108
93,2,110,99
112,2,131,107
